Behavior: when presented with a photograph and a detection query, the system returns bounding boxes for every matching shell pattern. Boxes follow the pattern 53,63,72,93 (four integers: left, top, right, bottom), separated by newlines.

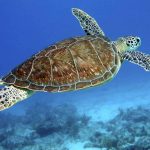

2,35,121,92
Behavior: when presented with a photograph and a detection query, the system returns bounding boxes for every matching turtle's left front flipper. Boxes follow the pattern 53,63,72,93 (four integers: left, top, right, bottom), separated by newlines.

72,8,105,37
0,85,34,111
121,51,150,71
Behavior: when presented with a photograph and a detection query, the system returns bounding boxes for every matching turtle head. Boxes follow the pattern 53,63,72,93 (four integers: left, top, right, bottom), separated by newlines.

114,36,141,53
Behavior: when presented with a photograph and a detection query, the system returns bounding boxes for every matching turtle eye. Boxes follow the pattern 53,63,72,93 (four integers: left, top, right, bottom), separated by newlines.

126,42,130,47
126,40,130,45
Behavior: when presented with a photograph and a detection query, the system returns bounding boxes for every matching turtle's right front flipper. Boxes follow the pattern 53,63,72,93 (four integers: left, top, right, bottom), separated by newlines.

72,8,105,37
122,51,150,71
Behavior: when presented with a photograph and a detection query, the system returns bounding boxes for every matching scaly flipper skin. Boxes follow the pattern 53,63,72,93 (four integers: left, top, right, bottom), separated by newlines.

121,51,150,71
72,8,105,36
0,86,34,111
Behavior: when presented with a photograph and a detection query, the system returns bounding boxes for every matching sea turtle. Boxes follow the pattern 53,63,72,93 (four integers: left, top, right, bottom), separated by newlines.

0,8,150,111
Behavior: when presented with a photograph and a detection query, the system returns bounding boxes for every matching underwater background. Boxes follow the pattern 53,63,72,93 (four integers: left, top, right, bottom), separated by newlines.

0,0,150,149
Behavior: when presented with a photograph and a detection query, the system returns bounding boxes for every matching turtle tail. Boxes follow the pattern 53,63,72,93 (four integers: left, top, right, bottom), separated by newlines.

0,85,34,111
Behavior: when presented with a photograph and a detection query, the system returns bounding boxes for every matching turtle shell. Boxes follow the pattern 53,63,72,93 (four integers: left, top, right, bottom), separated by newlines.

2,35,121,92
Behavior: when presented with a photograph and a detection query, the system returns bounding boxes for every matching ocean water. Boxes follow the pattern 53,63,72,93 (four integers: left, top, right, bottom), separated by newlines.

0,0,150,150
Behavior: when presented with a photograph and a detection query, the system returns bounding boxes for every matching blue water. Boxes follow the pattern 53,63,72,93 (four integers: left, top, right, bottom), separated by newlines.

0,1,150,150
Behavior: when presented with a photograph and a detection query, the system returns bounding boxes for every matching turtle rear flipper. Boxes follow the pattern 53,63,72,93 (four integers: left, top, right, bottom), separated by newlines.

122,51,150,71
0,85,34,111
72,8,105,36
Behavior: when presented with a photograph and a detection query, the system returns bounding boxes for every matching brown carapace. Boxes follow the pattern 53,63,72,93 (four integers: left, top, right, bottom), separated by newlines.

2,35,121,92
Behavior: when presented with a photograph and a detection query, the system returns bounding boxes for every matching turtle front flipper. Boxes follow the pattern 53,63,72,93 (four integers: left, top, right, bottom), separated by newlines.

72,8,105,36
122,51,150,71
0,85,34,111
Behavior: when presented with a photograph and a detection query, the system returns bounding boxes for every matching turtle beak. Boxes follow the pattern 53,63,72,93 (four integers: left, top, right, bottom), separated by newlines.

136,37,141,46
